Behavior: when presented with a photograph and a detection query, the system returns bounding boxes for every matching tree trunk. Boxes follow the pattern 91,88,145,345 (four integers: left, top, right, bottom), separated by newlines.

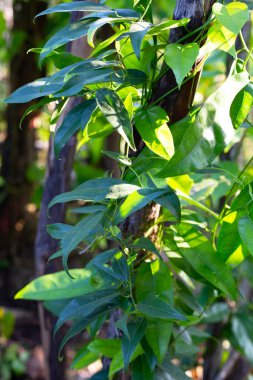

34,2,96,379
0,0,46,302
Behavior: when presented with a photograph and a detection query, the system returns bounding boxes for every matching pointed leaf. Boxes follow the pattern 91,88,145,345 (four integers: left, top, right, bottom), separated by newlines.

135,106,174,159
137,296,187,321
54,99,97,157
15,269,99,300
36,2,110,18
96,88,136,150
122,319,147,368
164,43,199,88
48,178,140,209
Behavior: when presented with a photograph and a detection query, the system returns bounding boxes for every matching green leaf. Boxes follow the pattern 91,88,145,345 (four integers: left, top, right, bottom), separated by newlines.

129,237,162,260
134,106,174,160
232,313,253,364
164,43,199,88
135,260,173,303
174,224,238,299
15,269,99,300
158,71,249,177
148,19,190,35
145,320,172,362
128,22,151,59
87,16,138,48
36,2,110,18
156,362,191,380
54,99,97,157
54,289,119,334
47,223,72,240
59,303,115,354
217,210,247,264
96,88,136,150
132,355,154,380
88,338,121,358
39,18,92,64
61,212,104,273
122,319,147,368
212,2,249,35
103,150,132,166
230,83,253,129
54,61,124,97
5,78,61,103
48,178,140,209
238,215,253,256
137,296,187,321
114,188,167,224
71,345,100,370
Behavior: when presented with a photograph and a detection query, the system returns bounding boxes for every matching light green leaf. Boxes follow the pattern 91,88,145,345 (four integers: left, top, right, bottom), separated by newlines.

230,83,253,129
88,338,121,358
54,99,97,157
158,71,249,177
164,43,199,88
96,88,136,150
212,2,249,35
15,269,99,300
135,106,174,160
148,18,190,35
114,188,167,224
71,345,100,370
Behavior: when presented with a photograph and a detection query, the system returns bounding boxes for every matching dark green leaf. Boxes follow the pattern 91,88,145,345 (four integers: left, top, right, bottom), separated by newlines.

48,178,140,209
54,99,97,157
238,215,253,256
145,320,172,363
137,296,187,321
61,212,104,273
36,2,110,18
54,289,119,334
122,319,147,368
96,88,136,150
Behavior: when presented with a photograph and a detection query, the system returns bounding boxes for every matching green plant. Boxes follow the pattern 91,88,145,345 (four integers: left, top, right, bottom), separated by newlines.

5,0,253,378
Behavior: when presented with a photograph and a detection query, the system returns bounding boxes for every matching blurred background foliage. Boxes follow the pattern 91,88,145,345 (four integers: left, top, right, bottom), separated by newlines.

0,0,252,379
